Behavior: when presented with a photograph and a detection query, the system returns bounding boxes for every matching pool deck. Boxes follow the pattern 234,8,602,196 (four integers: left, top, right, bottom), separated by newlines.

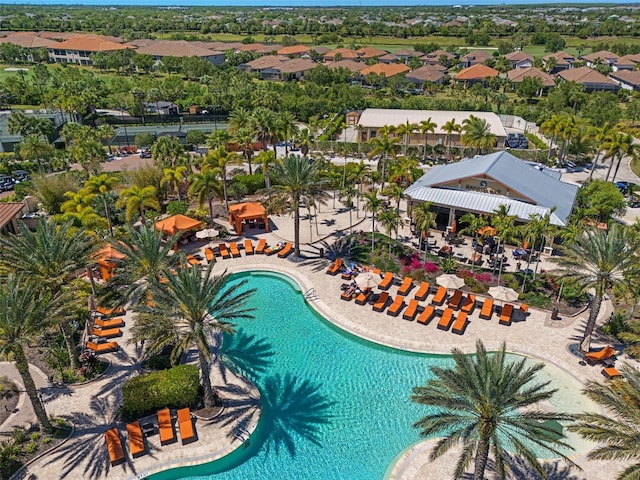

3,198,631,480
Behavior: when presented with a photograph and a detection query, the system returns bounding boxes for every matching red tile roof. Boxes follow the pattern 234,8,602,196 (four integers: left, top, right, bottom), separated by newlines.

327,59,367,73
277,45,311,56
55,35,128,52
558,66,618,86
454,63,499,81
324,48,358,60
360,62,410,77
506,67,556,87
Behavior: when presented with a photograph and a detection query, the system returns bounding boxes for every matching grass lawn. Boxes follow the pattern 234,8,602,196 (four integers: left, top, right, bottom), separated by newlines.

631,155,640,179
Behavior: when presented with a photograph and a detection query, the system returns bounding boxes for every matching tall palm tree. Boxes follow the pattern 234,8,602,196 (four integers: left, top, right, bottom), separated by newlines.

233,127,256,174
395,120,418,155
553,225,640,348
388,156,419,188
295,128,314,156
587,123,614,181
461,115,496,154
267,155,329,258
227,107,253,134
442,119,462,159
96,124,116,155
378,209,402,256
17,134,53,171
603,131,639,183
412,340,575,480
459,212,488,239
568,363,640,480
382,183,406,213
419,117,437,161
0,218,96,370
276,111,300,156
255,149,276,189
340,184,358,233
491,205,518,280
188,167,223,226
151,136,184,168
362,190,383,260
117,185,160,223
205,146,240,212
84,173,119,235
413,201,437,259
160,166,188,201
350,161,370,216
369,133,400,190
0,274,68,433
130,266,256,407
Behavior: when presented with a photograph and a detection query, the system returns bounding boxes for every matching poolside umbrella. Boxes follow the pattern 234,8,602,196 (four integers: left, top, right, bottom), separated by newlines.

196,228,219,239
357,272,378,290
488,286,519,303
436,274,465,290
580,335,591,353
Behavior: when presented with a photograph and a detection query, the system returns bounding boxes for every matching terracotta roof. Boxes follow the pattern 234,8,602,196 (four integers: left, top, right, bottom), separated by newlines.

355,46,388,59
278,58,317,73
0,202,25,230
610,69,640,86
421,49,455,61
378,53,398,61
130,40,222,58
327,59,367,73
237,43,266,52
55,35,128,52
615,54,640,66
253,44,282,54
454,63,499,81
242,55,288,70
558,66,618,86
460,49,493,63
406,65,447,83
360,62,410,77
277,45,311,56
155,214,202,235
393,48,423,57
324,48,358,60
229,202,266,219
581,50,619,63
504,51,533,62
506,67,556,87
543,50,575,66
0,32,59,49
311,46,331,54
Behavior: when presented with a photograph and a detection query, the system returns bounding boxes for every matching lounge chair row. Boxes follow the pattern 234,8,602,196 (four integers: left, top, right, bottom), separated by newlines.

88,306,126,353
210,240,292,260
105,407,197,466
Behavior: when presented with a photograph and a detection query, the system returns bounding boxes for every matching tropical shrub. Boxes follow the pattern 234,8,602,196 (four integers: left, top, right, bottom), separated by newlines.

231,173,265,195
121,364,199,419
166,200,188,216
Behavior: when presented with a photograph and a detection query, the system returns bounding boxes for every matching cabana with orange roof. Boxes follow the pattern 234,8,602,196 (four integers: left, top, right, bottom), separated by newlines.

155,214,203,249
229,202,269,235
94,244,126,281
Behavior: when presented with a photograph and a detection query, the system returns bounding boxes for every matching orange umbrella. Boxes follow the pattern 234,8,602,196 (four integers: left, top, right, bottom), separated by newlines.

478,226,496,236
450,220,457,234
523,240,529,250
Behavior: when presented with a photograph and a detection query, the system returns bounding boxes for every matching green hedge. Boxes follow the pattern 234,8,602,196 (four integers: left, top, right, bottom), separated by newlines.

121,364,199,419
231,173,265,195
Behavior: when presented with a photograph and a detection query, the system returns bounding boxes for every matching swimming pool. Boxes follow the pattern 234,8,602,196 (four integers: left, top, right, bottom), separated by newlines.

150,271,592,480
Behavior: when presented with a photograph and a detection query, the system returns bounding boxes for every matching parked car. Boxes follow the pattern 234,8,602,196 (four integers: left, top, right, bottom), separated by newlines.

11,170,30,182
139,149,151,158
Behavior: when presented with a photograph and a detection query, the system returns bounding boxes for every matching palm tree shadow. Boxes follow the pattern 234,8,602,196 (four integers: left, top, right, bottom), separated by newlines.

217,330,275,384
462,454,584,480
300,237,357,272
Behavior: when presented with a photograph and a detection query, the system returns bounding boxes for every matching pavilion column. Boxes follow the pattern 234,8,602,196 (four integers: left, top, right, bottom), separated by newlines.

448,207,456,228
264,214,269,232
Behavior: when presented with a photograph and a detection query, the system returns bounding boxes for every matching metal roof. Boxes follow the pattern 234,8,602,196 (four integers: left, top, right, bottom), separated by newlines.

404,151,578,225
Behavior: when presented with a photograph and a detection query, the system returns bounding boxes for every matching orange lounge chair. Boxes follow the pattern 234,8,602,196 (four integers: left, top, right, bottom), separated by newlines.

204,247,215,263
437,308,455,331
94,317,124,329
372,292,390,312
278,243,293,258
104,427,125,466
177,408,196,444
397,277,413,296
417,305,436,325
402,299,419,321
244,239,254,255
452,311,469,335
91,327,121,339
218,243,231,259
386,296,406,317
157,408,176,445
256,238,267,254
479,298,494,319
186,254,200,266
86,341,118,353
602,367,622,379
414,282,430,301
229,242,241,258
126,421,146,458
355,289,372,305
447,290,463,309
499,304,514,326
327,258,343,275
585,346,617,364
431,286,447,306
95,306,125,317
341,289,356,301
378,272,394,290
461,294,476,314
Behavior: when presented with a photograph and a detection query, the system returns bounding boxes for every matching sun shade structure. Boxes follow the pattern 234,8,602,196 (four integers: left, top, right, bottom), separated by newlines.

229,202,269,234
155,214,203,235
94,243,126,281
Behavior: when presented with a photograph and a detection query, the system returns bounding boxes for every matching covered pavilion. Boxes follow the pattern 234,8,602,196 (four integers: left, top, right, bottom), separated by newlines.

229,202,269,235
94,243,125,281
155,214,203,236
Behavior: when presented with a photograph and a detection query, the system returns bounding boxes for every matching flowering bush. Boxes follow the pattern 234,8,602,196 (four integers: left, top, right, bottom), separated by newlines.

458,269,473,279
424,262,439,273
475,272,492,283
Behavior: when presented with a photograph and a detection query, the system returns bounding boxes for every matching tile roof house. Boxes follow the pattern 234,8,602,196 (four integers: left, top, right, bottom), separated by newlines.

542,51,575,73
612,53,640,71
238,56,317,80
129,40,225,66
393,48,423,62
323,48,358,62
454,63,499,85
581,50,619,68
311,46,331,55
506,67,556,88
355,46,388,60
276,58,318,79
0,32,60,49
276,45,311,57
504,51,534,69
609,70,640,91
360,62,410,78
405,65,447,87
459,49,493,68
420,49,456,66
49,35,129,65
327,59,367,74
378,52,399,64
557,66,620,92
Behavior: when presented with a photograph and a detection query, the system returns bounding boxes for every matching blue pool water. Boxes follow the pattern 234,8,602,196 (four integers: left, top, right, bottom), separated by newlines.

149,271,586,480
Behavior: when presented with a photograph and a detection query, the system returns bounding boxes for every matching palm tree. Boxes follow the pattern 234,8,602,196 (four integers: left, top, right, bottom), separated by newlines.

382,183,405,213
459,212,488,239
84,173,119,235
587,123,614,181
0,274,68,433
568,363,640,480
295,128,314,156
96,124,116,154
461,115,496,154
117,185,160,223
205,146,240,212
160,166,188,201
413,202,437,259
362,190,383,260
553,225,640,348
267,155,329,258
276,111,300,156
411,340,575,480
0,217,96,370
340,184,358,233
130,266,256,407
350,161,370,216
369,133,400,190
228,107,253,134
603,131,639,183
442,119,462,159
491,205,518,281
395,120,418,155
419,117,437,161
17,134,53,171
378,209,402,256
233,127,256,174
188,167,223,226
255,149,276,189
151,136,184,168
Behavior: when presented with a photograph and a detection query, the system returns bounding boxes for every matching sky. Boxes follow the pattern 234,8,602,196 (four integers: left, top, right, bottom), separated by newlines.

4,0,638,5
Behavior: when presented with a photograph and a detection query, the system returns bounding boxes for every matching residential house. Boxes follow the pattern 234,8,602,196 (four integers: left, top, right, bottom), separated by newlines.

327,59,367,74
360,62,410,78
277,58,317,80
345,111,361,126
454,63,499,85
542,51,575,73
355,46,388,60
49,35,130,65
405,65,447,88
504,51,534,69
420,49,456,67
581,50,619,68
506,67,556,89
144,101,179,116
0,32,60,61
378,53,399,64
128,40,225,66
0,202,29,235
557,66,620,92
612,53,640,71
609,70,640,91
238,55,288,79
276,45,311,57
459,49,493,68
393,48,423,63
323,48,358,62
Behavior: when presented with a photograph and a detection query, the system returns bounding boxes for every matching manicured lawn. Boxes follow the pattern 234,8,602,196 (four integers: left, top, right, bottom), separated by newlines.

631,155,640,179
